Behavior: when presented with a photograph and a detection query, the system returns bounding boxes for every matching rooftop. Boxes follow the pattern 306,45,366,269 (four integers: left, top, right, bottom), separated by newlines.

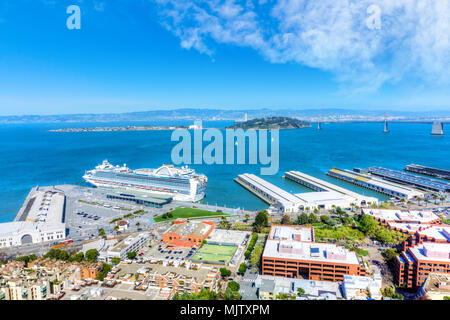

263,239,360,265
409,243,450,262
422,273,450,294
417,225,450,241
206,229,250,246
255,275,342,299
362,208,440,224
164,221,213,238
269,225,314,243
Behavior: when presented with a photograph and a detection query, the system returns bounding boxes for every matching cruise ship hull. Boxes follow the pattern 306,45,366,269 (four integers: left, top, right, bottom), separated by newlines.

83,176,206,202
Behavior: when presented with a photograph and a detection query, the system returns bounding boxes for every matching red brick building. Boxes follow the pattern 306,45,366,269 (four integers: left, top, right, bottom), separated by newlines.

261,226,368,282
162,220,214,247
394,243,450,289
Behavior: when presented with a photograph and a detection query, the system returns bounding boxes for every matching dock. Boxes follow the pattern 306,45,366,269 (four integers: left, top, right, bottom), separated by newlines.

234,174,302,213
284,171,378,206
326,168,424,199
405,164,450,180
367,167,450,193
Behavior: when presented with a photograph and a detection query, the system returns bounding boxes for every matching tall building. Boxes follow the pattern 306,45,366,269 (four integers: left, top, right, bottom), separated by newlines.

394,242,450,289
261,226,368,282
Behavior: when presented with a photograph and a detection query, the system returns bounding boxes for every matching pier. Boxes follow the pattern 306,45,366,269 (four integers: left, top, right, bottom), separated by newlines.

284,171,378,206
234,174,303,213
405,164,450,180
327,168,424,199
367,167,450,193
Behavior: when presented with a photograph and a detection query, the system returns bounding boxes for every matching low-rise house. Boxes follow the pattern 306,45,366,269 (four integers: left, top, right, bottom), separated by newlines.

417,273,450,300
254,275,343,300
342,274,382,300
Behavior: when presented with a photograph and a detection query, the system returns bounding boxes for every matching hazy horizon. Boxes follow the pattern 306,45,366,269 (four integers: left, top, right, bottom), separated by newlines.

1,1,449,115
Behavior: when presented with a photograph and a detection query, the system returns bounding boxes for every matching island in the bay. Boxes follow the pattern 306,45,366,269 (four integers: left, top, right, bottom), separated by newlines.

228,116,311,130
49,125,188,132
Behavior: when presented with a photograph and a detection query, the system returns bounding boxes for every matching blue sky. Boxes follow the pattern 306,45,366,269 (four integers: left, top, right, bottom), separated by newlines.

0,0,449,115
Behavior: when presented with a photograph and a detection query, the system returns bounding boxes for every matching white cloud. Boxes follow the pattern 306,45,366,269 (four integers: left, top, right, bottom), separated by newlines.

153,0,450,90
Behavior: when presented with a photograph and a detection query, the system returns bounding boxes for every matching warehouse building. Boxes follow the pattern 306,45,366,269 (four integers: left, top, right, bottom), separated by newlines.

0,188,66,248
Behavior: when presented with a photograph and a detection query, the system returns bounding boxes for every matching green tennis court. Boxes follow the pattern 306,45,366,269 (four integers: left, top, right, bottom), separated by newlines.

191,244,237,265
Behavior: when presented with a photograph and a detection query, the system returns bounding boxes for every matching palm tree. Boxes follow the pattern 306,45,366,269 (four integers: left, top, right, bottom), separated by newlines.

432,194,438,205
416,196,422,206
350,203,355,212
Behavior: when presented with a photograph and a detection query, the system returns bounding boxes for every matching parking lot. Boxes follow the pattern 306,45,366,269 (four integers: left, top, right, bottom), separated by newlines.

144,244,196,262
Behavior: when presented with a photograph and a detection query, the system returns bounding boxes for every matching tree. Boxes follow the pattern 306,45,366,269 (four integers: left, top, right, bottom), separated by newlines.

320,215,330,224
85,249,99,262
58,250,69,261
238,263,247,275
432,194,438,204
297,287,305,296
254,210,268,231
381,248,398,263
225,287,241,300
297,213,309,225
281,215,291,225
228,281,240,292
219,268,231,278
127,251,137,260
70,252,84,263
382,286,404,300
416,196,422,206
359,214,378,235
95,263,112,281
250,243,264,266
98,228,106,237
308,213,317,224
219,216,231,230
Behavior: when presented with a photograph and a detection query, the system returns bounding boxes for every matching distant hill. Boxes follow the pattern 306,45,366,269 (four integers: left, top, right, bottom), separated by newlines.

228,117,311,130
1,108,449,123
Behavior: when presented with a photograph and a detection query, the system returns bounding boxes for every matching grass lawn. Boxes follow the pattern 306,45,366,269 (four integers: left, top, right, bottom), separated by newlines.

357,248,369,256
191,244,237,265
153,207,228,222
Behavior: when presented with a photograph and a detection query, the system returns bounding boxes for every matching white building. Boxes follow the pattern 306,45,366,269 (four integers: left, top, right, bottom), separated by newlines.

342,274,382,300
99,233,149,263
0,188,66,248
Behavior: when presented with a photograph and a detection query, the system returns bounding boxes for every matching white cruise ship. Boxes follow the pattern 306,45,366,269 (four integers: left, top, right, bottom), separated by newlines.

83,160,207,202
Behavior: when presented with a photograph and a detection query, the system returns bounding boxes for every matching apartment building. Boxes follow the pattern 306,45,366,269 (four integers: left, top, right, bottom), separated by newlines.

394,242,450,289
261,225,368,282
100,233,149,263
